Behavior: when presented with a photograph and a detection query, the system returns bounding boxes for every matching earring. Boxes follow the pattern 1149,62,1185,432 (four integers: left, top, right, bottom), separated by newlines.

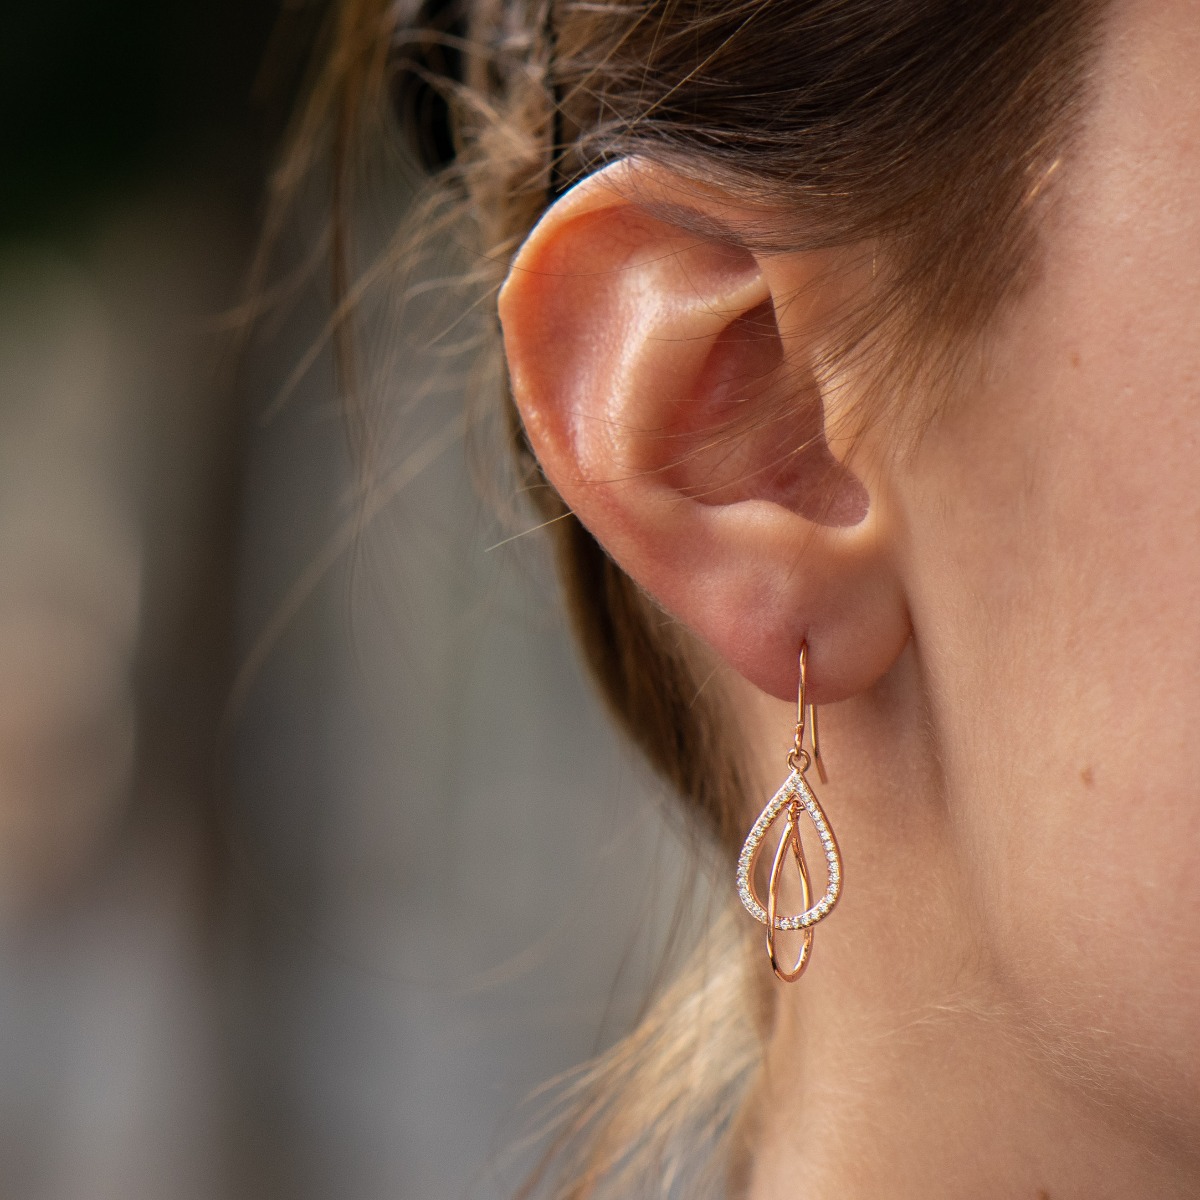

736,642,843,982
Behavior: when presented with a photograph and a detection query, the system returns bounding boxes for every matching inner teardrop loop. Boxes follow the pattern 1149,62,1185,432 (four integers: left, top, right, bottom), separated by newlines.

766,803,815,982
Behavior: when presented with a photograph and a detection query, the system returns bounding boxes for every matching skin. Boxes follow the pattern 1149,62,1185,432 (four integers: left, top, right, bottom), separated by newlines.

498,0,1200,1195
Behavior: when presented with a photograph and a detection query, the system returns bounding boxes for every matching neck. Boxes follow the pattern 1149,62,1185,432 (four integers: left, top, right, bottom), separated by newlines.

735,656,1197,1200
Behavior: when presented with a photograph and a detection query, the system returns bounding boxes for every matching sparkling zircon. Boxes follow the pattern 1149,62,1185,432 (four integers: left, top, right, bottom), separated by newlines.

736,769,843,931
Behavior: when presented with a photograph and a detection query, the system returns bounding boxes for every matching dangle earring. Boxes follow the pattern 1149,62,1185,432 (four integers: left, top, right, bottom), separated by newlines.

736,642,843,982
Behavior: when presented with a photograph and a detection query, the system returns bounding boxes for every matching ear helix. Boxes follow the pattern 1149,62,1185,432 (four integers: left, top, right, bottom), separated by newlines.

735,641,843,983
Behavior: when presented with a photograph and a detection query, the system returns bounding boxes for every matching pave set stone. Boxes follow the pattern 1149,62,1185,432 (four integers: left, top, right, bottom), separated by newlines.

736,768,842,931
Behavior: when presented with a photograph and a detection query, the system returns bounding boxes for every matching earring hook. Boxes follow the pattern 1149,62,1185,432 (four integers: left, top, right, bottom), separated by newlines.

789,642,828,783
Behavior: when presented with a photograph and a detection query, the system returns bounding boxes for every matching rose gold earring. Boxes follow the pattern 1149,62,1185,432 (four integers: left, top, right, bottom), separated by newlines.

736,641,843,982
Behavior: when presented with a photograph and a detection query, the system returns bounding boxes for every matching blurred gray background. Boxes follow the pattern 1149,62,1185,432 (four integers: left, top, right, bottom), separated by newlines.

0,5,713,1197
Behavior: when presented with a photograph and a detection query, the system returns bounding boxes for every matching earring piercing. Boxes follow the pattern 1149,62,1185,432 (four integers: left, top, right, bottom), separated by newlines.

736,641,843,982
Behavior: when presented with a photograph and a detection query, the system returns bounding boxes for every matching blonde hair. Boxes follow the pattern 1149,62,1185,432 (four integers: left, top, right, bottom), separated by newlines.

270,0,1105,1193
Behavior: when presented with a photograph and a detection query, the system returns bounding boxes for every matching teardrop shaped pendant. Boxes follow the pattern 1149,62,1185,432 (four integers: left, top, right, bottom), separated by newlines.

735,644,843,982
736,767,842,951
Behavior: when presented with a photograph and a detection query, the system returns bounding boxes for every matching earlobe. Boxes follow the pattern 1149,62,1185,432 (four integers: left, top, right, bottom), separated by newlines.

498,160,910,705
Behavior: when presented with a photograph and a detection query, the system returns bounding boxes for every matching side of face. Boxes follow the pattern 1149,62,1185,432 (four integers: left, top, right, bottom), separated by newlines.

498,0,1200,1138
901,0,1200,1123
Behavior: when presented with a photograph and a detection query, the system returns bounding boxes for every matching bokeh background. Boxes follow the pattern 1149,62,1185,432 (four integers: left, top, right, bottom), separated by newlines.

0,5,714,1197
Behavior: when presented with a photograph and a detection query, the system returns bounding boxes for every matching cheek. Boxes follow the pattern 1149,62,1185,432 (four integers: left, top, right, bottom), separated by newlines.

904,1,1200,1117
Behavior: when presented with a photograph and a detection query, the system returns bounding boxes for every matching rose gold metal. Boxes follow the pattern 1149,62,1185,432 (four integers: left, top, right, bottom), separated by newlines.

810,703,828,785
787,642,826,781
766,803,814,981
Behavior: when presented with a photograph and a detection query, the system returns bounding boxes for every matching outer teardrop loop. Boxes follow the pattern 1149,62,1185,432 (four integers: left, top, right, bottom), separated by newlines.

766,805,814,982
736,768,843,931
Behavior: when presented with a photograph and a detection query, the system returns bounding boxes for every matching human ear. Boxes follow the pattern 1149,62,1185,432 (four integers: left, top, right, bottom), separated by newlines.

497,160,910,704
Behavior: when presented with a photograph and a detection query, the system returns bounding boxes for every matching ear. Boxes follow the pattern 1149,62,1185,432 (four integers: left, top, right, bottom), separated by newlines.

497,159,910,704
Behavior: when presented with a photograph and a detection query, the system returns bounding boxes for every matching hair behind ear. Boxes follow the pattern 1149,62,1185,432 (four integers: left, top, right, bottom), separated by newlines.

511,408,752,853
